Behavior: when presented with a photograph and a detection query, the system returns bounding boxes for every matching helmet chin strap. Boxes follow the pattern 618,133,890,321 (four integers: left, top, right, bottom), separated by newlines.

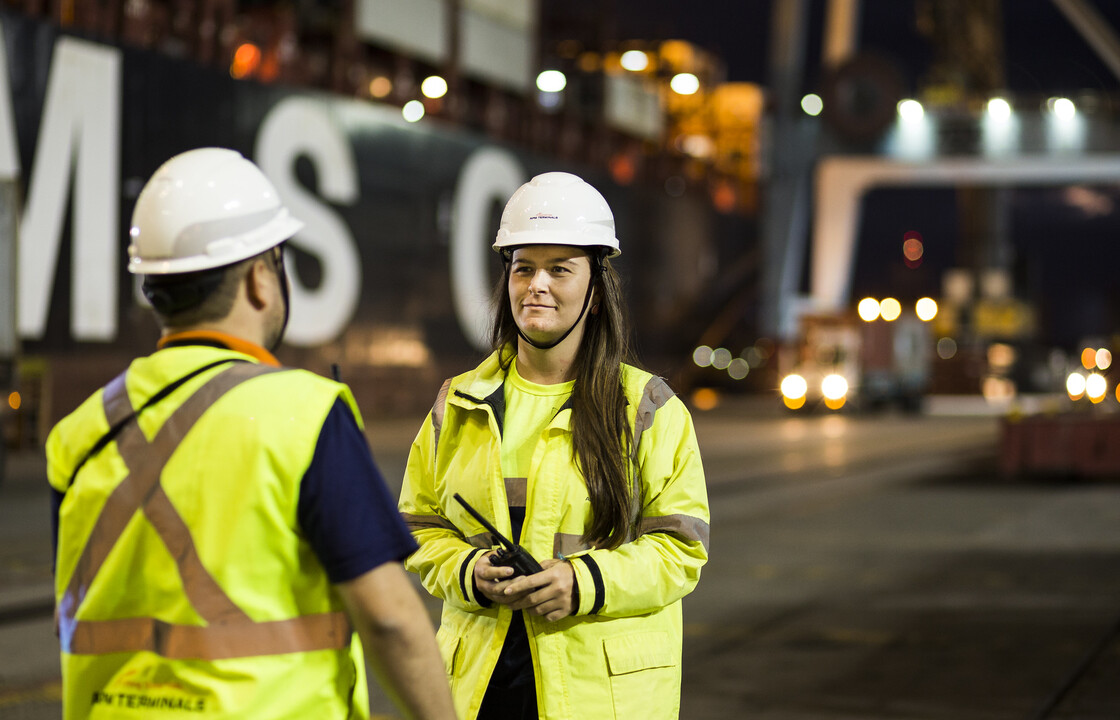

268,244,291,353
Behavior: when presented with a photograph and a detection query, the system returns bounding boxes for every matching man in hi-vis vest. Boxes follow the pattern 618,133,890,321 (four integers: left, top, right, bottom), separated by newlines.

46,148,457,720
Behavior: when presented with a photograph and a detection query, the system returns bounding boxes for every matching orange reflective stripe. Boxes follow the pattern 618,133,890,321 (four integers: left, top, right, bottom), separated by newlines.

142,484,247,624
57,362,352,660
65,611,351,659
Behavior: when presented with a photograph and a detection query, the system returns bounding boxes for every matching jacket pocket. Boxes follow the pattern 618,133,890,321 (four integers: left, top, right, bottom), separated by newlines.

436,628,461,676
603,631,680,717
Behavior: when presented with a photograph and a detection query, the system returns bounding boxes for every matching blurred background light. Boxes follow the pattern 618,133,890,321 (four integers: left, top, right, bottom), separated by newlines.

858,297,881,321
1086,372,1108,402
670,72,700,95
402,100,425,122
711,347,733,370
801,93,823,116
987,97,1012,120
620,50,649,72
897,98,924,121
781,374,808,401
1051,97,1076,119
915,297,938,321
1067,372,1086,399
821,374,848,401
879,298,902,321
536,70,567,92
368,75,392,98
421,75,448,98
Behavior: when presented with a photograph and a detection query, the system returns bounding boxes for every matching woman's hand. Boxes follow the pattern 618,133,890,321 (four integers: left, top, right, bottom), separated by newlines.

473,551,518,605
503,558,575,622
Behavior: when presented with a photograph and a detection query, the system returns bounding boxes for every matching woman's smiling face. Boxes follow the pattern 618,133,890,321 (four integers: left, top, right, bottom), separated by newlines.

508,245,594,346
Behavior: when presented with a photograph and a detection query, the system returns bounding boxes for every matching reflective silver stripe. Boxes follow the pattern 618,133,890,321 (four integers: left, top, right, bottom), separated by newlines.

504,477,527,507
466,533,492,549
638,514,711,552
632,375,674,462
401,513,490,548
60,362,351,659
629,376,676,535
100,371,133,428
552,532,590,559
431,378,452,457
401,512,458,533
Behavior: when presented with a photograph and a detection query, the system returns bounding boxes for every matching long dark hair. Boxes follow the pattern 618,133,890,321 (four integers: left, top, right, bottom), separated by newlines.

491,249,637,549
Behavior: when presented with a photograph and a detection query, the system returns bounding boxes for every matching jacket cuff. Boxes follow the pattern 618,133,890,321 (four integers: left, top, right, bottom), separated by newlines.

459,549,492,608
569,554,605,615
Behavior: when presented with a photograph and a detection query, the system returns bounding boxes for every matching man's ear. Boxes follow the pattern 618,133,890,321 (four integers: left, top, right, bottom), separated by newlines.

245,259,269,310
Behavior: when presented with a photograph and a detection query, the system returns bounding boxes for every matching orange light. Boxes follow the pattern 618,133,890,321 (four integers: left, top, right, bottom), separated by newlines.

691,387,720,411
230,43,262,79
711,181,737,213
7,391,19,410
783,395,806,410
824,396,845,410
368,76,392,98
1081,347,1097,370
903,231,924,268
609,154,636,185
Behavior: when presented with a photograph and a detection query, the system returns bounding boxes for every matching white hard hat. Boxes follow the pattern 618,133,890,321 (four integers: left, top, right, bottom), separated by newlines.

127,147,302,275
493,172,620,258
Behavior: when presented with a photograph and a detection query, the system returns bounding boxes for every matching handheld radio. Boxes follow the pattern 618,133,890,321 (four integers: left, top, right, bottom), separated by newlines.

453,493,543,577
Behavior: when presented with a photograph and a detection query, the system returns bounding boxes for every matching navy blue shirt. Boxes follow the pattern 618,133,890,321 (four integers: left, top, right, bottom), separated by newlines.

298,398,418,582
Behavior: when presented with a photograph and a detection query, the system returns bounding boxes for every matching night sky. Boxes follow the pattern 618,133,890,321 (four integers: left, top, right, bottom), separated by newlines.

604,0,1120,351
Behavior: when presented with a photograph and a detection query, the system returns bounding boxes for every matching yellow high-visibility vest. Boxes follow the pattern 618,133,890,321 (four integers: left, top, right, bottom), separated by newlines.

47,346,369,719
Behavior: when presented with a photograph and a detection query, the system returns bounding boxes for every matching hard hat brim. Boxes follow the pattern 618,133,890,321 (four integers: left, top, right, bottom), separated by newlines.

492,230,621,258
128,214,303,275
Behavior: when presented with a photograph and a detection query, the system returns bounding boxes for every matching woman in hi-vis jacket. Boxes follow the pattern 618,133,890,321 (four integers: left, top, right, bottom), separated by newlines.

399,171,710,720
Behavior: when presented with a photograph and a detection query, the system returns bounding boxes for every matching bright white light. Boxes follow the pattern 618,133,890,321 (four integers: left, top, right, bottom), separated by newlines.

536,70,567,93
821,374,849,401
1052,97,1076,120
1067,372,1086,397
857,297,881,322
402,100,425,122
1086,372,1107,400
879,298,902,322
670,73,700,95
620,50,649,72
897,99,924,121
1096,348,1112,370
987,97,1012,120
801,93,823,116
781,374,808,400
421,75,447,99
915,297,938,321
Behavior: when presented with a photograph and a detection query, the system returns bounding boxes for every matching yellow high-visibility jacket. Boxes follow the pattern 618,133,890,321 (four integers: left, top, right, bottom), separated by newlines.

46,345,368,719
399,350,710,720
